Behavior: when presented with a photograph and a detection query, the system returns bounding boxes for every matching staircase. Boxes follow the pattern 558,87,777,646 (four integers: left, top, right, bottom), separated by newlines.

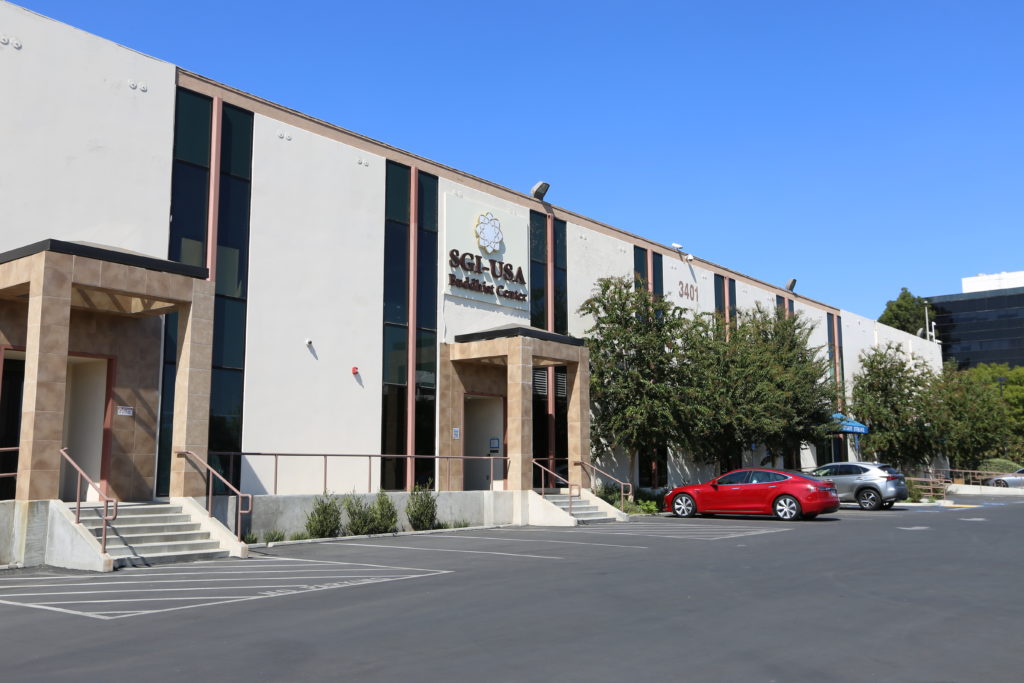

76,502,230,567
543,493,618,524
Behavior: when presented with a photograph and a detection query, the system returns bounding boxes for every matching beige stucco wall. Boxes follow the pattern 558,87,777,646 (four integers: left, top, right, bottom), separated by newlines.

0,3,176,257
241,114,386,460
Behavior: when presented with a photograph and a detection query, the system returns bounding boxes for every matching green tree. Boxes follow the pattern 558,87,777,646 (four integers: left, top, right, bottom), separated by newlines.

678,307,835,471
966,363,1024,452
579,276,689,491
928,363,1013,469
849,344,934,469
878,287,936,337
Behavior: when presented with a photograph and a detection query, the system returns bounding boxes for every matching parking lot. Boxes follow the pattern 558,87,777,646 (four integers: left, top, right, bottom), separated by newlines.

2,498,1022,682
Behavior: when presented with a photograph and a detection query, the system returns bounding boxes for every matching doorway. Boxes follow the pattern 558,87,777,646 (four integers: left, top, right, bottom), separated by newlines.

0,352,25,500
60,357,110,502
463,395,504,491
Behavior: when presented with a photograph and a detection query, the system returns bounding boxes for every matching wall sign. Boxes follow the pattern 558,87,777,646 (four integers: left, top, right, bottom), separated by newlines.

116,406,134,417
452,427,460,440
444,196,530,310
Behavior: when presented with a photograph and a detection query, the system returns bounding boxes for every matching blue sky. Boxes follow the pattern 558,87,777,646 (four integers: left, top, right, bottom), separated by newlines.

13,0,1023,318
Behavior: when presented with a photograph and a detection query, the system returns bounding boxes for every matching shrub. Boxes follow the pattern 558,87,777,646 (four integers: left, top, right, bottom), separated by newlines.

305,492,342,538
373,491,399,534
343,495,376,536
978,458,1023,474
439,519,471,529
907,479,922,503
263,529,285,543
406,482,438,531
242,531,258,545
289,531,311,541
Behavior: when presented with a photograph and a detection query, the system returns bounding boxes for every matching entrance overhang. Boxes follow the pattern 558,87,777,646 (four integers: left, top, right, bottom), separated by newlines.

0,240,214,501
440,327,590,492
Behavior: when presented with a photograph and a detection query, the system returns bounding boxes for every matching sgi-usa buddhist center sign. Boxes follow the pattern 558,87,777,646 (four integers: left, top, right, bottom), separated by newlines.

445,195,529,310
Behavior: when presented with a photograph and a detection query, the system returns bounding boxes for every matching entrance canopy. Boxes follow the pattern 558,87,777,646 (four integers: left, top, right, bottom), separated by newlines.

831,412,868,435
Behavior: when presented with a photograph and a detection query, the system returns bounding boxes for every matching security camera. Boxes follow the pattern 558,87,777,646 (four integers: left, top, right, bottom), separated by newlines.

685,253,695,262
305,338,313,346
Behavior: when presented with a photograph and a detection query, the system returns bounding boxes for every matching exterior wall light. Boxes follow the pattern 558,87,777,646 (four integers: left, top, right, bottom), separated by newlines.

531,181,550,201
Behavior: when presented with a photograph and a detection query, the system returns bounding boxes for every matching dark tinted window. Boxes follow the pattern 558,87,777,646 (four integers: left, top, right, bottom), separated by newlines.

385,162,411,224
417,172,438,232
530,261,547,328
812,465,838,477
173,89,212,166
216,175,251,298
383,220,409,324
633,246,647,289
416,229,437,329
415,329,436,388
652,252,663,297
220,104,253,180
718,470,751,485
168,161,209,267
382,324,408,385
714,274,725,314
877,465,900,475
530,211,547,263
212,297,246,369
553,219,567,270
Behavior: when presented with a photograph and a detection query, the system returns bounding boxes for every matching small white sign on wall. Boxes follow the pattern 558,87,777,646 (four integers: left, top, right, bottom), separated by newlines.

116,406,134,417
452,427,460,440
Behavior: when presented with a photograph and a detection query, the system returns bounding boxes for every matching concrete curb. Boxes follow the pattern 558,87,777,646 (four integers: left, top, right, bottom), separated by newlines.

249,524,515,549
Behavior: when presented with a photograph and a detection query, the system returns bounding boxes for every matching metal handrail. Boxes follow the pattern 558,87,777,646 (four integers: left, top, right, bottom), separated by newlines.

178,450,253,541
533,460,581,517
0,446,17,480
575,461,633,511
211,452,511,494
59,448,118,553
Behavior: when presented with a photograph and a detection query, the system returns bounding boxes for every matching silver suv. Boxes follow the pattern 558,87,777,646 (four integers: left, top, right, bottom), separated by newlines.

809,462,908,510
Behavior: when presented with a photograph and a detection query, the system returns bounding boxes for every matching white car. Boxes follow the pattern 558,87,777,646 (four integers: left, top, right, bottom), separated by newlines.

982,468,1024,488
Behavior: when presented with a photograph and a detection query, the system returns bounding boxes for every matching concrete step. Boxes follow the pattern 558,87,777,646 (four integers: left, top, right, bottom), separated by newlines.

74,504,183,517
551,503,600,514
575,516,617,524
571,510,615,520
81,513,193,527
106,539,222,557
89,521,202,536
105,531,212,546
113,548,230,568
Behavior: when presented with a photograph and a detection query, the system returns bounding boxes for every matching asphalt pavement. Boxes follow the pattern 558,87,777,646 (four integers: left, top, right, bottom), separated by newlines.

0,497,1021,682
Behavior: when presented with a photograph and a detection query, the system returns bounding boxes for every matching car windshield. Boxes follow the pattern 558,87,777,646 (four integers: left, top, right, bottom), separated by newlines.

876,465,901,475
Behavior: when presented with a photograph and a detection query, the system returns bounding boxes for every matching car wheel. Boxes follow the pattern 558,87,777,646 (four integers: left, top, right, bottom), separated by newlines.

995,479,1009,488
857,488,883,511
882,501,895,509
773,495,801,521
672,493,697,518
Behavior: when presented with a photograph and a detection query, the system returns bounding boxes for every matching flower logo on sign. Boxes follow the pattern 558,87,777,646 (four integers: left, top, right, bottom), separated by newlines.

475,213,504,254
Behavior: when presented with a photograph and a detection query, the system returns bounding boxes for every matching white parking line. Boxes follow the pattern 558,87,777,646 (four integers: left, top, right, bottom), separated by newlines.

335,543,562,560
440,535,647,549
0,557,450,621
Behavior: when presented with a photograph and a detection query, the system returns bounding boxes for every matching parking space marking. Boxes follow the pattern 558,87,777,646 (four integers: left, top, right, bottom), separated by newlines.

334,542,563,560
517,525,791,541
0,556,449,621
440,535,647,549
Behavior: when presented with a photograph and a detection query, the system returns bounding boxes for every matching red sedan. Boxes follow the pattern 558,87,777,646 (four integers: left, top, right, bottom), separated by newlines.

663,468,839,521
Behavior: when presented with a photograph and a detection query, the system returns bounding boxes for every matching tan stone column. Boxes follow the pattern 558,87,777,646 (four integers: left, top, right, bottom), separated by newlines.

506,338,534,491
169,280,214,497
567,347,591,490
17,252,73,500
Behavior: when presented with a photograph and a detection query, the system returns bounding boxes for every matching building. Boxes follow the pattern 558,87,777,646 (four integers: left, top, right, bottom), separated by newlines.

929,271,1024,369
0,4,941,568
